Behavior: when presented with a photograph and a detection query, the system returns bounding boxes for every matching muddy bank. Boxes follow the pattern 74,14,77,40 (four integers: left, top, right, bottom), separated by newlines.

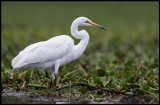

120,94,153,104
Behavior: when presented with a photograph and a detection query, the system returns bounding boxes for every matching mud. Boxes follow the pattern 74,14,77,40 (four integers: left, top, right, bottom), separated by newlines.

120,94,153,104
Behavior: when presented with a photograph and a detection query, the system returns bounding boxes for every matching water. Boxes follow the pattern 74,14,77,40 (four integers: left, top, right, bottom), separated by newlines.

1,90,117,104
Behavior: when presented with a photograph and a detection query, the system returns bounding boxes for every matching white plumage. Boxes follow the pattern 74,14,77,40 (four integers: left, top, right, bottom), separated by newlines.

11,17,106,87
12,35,74,69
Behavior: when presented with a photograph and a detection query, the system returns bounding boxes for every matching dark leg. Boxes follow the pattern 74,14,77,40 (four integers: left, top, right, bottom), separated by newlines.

54,73,57,88
50,77,53,88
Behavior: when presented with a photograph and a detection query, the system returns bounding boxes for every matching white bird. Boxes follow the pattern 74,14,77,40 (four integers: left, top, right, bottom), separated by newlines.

11,17,107,88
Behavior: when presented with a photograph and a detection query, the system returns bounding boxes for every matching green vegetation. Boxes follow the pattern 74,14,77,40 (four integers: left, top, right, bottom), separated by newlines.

2,1,159,104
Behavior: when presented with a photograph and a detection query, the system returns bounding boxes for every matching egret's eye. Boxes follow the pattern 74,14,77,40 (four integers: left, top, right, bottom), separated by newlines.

85,21,90,23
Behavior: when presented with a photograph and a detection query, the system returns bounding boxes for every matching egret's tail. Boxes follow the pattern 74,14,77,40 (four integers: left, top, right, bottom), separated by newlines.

11,54,24,70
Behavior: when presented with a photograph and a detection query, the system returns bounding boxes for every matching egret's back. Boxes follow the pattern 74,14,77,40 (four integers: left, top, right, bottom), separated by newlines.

12,35,74,70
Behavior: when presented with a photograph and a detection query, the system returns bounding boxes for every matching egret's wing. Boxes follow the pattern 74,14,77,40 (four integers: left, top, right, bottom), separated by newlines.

12,41,44,68
12,35,74,69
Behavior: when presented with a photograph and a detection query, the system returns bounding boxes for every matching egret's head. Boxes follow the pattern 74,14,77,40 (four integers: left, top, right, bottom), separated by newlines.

75,17,107,30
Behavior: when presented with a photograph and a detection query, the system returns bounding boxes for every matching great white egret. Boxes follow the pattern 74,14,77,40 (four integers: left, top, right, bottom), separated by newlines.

11,17,107,88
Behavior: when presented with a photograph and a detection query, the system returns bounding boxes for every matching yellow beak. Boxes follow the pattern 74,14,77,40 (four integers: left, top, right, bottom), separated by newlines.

88,21,107,30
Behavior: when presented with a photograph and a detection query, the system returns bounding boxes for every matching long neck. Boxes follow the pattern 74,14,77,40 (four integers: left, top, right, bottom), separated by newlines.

71,21,89,59
74,35,89,59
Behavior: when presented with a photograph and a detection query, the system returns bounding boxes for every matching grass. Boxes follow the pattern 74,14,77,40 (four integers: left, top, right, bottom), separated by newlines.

1,1,159,104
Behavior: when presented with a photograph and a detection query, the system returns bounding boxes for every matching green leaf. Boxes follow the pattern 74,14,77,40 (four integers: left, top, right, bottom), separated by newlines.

30,70,34,79
121,90,126,93
109,71,115,76
141,80,148,90
93,76,101,84
43,77,50,83
1,72,10,83
120,80,126,87
12,81,18,88
20,81,26,89
149,87,158,92
105,72,110,78
128,83,140,89
25,70,32,82
125,91,133,95
127,75,135,83
100,76,107,87
97,69,106,77
18,71,26,78
61,77,69,83
38,69,45,76
102,81,107,87
79,65,88,77
111,76,118,82
111,82,117,88
153,67,159,74
151,83,157,89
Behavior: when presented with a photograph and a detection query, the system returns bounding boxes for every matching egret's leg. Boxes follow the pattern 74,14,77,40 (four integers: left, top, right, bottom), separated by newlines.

50,77,53,88
50,68,55,88
54,73,57,87
54,61,60,89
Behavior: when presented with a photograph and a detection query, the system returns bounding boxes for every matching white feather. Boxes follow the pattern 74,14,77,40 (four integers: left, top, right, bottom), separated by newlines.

12,35,74,69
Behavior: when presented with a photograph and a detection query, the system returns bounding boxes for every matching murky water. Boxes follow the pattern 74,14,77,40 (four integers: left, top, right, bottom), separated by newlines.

1,90,117,104
2,89,153,104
